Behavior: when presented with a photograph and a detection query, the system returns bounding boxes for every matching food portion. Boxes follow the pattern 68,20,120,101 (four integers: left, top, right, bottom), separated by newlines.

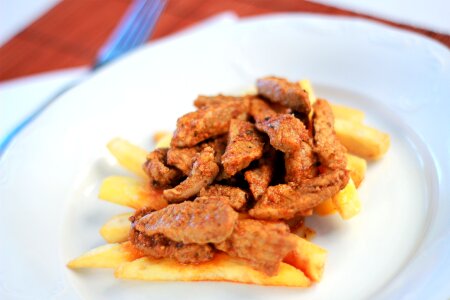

69,76,390,287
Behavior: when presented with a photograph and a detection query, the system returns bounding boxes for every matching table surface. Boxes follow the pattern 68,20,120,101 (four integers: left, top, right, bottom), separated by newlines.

1,0,449,82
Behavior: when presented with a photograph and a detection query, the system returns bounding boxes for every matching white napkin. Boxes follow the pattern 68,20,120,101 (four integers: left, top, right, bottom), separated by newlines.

0,12,238,145
309,0,450,35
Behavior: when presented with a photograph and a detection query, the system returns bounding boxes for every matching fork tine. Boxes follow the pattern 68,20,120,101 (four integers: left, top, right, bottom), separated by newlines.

95,0,166,68
116,0,164,51
127,0,166,49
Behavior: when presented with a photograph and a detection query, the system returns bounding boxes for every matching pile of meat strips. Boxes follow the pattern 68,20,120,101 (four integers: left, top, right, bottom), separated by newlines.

129,76,349,276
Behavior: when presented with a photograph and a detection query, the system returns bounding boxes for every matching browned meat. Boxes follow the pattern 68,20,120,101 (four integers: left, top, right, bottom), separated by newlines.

135,196,238,244
129,229,214,264
244,154,274,200
249,169,349,220
167,146,199,176
249,97,277,123
257,76,311,114
313,99,347,170
256,114,308,153
222,120,264,176
171,100,249,147
164,146,219,202
193,94,243,108
269,102,293,115
209,135,228,164
199,184,248,211
215,219,296,275
167,135,227,176
143,148,182,188
284,140,317,183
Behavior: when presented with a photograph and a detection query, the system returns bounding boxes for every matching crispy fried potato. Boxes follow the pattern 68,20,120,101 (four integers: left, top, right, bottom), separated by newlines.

155,132,173,149
153,131,172,143
332,178,361,220
115,252,310,287
346,153,366,187
332,104,365,123
299,80,316,104
284,234,327,282
107,138,148,178
334,119,390,160
98,176,167,210
100,212,133,243
314,198,337,216
67,242,142,269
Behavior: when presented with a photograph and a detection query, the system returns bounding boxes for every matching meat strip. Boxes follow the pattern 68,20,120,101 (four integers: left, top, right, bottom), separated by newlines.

222,120,265,176
244,153,274,200
257,76,311,114
284,140,317,183
163,146,219,202
129,229,214,264
199,184,248,211
193,94,243,108
167,135,227,176
171,99,249,147
215,219,297,276
167,146,199,176
256,114,309,153
143,148,182,188
313,99,347,170
135,196,238,244
249,97,277,123
129,208,215,264
249,169,349,220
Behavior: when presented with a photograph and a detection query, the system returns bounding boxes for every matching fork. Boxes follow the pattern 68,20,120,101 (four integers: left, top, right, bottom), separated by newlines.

0,0,167,156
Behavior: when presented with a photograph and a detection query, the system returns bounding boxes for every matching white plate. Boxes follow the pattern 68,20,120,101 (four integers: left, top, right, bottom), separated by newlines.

1,14,449,300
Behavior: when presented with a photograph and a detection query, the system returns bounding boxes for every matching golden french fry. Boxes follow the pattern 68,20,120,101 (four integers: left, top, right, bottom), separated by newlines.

299,79,316,104
332,104,365,123
98,176,167,210
335,119,390,160
153,131,172,143
100,212,133,243
314,198,337,216
107,138,148,178
155,132,173,149
67,242,142,269
284,235,327,282
332,178,361,220
346,153,366,187
115,252,310,287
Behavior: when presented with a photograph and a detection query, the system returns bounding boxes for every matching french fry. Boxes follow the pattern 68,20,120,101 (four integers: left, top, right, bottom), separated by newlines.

284,235,327,282
332,104,365,123
100,212,133,243
107,138,148,178
153,131,172,143
115,252,310,287
67,242,142,269
335,119,390,160
332,178,361,220
299,80,317,104
98,176,167,210
155,132,173,149
346,153,366,187
314,198,337,216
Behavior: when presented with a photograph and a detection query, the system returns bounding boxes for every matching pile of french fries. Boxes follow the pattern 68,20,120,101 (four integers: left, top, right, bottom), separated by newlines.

67,81,390,287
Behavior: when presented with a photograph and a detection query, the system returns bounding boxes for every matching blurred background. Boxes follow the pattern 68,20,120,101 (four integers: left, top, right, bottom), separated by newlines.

1,0,449,81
